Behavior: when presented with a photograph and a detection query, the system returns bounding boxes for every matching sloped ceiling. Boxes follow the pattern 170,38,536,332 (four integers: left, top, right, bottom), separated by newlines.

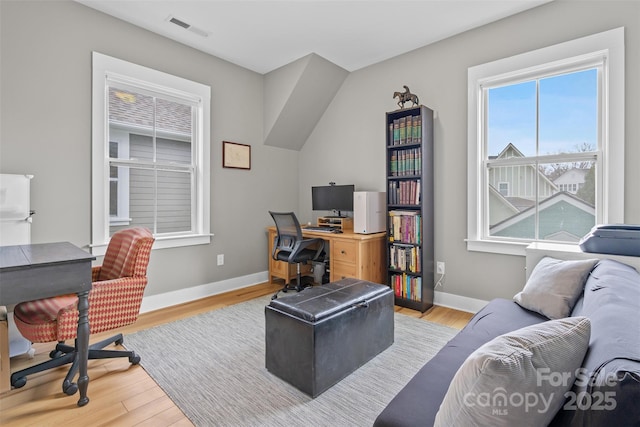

264,54,348,151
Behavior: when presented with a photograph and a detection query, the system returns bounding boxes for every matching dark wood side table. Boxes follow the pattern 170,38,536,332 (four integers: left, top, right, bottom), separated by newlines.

0,242,95,406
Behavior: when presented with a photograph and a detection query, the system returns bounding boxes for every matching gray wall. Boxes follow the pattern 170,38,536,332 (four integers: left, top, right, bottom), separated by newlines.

2,0,638,304
299,0,640,301
0,0,299,297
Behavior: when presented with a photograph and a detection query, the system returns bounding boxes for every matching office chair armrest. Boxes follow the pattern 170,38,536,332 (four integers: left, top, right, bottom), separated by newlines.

312,239,326,259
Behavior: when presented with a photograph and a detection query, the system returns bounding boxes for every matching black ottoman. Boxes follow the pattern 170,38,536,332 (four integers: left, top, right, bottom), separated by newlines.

265,278,394,397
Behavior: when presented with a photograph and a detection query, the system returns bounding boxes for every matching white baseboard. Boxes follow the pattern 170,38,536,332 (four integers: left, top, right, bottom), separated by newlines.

433,290,488,314
140,272,488,316
140,271,269,314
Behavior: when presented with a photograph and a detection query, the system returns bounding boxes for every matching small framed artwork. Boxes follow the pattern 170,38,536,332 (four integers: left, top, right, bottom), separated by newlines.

222,141,251,170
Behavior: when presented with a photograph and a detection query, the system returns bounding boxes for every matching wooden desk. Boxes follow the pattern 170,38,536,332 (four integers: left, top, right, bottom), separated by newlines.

267,227,386,285
0,242,95,406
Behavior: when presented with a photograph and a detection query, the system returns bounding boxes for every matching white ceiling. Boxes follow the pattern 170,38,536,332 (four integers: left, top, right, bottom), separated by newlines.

77,0,551,74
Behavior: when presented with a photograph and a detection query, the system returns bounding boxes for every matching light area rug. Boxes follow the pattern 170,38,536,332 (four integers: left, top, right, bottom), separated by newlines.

124,295,457,427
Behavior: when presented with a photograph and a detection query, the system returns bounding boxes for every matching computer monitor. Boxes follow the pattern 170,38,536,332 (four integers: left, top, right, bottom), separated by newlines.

311,184,355,217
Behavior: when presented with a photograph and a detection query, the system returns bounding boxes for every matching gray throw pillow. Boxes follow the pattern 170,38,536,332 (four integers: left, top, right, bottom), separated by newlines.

514,257,598,319
434,316,591,427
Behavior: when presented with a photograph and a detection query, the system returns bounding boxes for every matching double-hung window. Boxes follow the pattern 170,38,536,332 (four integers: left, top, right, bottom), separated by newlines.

467,28,625,255
92,52,211,255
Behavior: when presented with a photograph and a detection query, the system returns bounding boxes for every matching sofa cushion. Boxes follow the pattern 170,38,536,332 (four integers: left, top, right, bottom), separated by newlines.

373,299,548,427
551,259,640,426
434,316,591,427
514,256,598,319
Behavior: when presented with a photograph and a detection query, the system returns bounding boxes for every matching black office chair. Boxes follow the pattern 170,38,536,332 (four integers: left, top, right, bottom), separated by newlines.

269,211,325,299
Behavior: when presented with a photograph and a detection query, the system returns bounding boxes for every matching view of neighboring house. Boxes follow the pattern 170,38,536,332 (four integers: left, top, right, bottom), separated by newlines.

108,87,194,235
553,168,588,194
488,143,595,242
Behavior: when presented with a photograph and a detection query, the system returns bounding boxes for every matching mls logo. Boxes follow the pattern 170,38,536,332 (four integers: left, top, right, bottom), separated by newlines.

492,408,508,416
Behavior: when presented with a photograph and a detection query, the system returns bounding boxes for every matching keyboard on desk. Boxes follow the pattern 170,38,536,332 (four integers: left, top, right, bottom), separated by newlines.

304,226,341,233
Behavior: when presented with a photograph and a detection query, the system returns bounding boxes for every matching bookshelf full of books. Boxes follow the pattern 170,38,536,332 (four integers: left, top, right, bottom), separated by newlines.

385,105,434,312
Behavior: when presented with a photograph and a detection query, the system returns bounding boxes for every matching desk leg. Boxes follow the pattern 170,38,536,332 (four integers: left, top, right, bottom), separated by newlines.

76,290,90,407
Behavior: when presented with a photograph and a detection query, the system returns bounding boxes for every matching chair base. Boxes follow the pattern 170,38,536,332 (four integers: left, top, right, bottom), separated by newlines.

10,333,140,395
272,273,314,300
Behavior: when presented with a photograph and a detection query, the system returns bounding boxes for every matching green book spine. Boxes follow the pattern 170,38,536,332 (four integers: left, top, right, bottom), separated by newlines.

393,119,400,145
391,152,397,176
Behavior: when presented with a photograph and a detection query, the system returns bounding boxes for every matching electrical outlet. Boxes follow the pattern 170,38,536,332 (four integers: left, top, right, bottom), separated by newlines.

437,261,445,275
217,254,224,266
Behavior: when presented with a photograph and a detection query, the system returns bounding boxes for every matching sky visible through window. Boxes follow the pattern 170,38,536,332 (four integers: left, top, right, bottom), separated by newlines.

488,68,598,157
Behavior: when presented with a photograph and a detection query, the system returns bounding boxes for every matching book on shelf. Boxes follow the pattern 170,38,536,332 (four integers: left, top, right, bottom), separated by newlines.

388,211,421,244
391,273,422,301
390,114,422,146
399,117,406,144
393,119,399,145
390,152,397,176
388,179,421,205
388,243,421,273
390,147,421,176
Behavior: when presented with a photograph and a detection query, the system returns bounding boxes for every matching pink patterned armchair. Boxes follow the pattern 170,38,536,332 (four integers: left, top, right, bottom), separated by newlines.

11,227,154,394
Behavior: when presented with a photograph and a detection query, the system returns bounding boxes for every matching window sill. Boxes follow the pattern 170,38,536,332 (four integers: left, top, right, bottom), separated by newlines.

91,233,212,256
466,239,581,257
466,239,531,256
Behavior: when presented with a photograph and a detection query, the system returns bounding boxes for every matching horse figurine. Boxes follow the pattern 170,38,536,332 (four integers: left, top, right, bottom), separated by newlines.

393,85,419,109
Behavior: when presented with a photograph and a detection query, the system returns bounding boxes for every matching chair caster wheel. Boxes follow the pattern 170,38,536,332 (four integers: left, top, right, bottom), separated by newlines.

12,377,26,389
50,350,63,358
129,354,141,365
63,380,78,396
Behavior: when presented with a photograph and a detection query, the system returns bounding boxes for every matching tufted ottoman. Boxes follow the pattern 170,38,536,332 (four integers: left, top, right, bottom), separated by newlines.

265,278,394,397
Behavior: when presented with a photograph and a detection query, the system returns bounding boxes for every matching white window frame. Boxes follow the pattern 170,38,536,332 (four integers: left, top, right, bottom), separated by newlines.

92,52,211,255
108,131,130,226
467,28,625,256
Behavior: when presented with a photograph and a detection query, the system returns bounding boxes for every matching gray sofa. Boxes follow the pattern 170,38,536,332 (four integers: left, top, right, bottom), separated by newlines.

374,258,640,426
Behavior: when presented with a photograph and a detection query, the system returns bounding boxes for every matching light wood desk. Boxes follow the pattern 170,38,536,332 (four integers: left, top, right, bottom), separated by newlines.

267,226,386,285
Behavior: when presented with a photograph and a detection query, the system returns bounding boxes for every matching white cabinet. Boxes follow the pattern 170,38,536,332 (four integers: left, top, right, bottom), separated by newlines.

0,173,35,358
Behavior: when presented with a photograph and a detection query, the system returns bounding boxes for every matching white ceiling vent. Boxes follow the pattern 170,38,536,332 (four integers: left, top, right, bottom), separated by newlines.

167,16,209,38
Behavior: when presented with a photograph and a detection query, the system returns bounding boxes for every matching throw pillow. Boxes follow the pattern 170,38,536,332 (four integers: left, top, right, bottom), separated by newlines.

434,316,591,427
514,257,598,319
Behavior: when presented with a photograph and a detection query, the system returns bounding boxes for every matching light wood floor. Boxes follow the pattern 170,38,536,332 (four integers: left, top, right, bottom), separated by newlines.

0,282,473,426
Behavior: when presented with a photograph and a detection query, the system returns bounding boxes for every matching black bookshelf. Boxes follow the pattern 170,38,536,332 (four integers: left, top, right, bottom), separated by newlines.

385,105,434,312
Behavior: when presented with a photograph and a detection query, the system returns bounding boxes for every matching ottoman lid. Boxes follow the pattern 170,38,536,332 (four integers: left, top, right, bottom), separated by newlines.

268,278,391,322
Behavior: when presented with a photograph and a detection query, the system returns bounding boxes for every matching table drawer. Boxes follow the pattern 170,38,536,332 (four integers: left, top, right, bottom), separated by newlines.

332,261,357,281
333,240,357,264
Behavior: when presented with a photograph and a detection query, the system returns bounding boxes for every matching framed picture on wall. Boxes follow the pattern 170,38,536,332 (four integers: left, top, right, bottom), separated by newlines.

222,141,251,170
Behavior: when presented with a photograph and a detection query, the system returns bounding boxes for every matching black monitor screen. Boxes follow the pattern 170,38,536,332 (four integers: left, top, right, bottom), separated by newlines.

312,184,355,213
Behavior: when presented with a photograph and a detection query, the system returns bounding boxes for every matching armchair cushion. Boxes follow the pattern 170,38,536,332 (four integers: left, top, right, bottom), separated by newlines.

13,295,78,342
